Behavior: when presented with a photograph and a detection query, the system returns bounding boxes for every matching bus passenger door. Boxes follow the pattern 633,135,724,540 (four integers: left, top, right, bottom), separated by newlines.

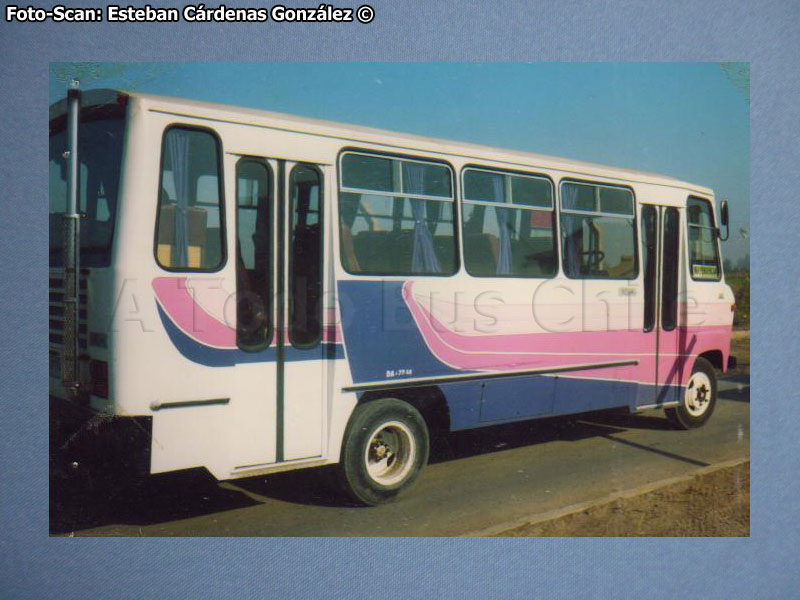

279,162,327,461
233,159,327,467
657,206,682,403
640,204,682,405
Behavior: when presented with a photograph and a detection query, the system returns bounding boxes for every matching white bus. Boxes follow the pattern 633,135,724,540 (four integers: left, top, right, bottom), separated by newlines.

50,88,735,504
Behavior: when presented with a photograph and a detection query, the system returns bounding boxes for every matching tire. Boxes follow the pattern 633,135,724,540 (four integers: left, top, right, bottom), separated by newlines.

337,398,430,506
666,357,717,429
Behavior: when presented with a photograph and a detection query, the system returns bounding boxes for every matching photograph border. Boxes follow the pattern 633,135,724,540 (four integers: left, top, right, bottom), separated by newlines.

0,1,787,596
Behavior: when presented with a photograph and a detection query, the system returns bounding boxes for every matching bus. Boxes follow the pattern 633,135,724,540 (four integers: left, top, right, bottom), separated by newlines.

49,87,735,505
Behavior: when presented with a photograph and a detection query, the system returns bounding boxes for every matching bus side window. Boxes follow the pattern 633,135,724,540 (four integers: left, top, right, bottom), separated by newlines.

338,153,457,276
155,127,225,271
560,182,637,279
462,168,556,278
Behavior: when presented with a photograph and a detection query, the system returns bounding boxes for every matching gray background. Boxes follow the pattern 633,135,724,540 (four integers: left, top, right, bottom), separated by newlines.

0,0,790,597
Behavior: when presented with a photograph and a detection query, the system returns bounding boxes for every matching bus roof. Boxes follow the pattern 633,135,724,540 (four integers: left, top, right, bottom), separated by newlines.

51,88,714,196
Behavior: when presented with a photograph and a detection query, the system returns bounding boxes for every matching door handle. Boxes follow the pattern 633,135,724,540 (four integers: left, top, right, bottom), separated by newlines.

619,287,637,296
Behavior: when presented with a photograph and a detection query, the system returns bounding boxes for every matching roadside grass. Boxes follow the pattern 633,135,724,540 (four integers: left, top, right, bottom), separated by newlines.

495,332,750,538
727,271,750,330
496,461,749,537
726,332,750,378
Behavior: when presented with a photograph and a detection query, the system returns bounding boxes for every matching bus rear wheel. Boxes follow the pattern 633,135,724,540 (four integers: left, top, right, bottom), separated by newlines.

666,357,717,429
338,398,429,506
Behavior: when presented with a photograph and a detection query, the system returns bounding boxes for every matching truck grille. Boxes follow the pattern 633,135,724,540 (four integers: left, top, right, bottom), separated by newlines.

49,268,88,379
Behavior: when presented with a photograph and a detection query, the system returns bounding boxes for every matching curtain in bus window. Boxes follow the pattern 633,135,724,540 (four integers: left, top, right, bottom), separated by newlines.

167,130,191,266
425,196,442,234
339,193,360,272
404,162,441,274
340,194,358,228
561,184,582,277
494,176,512,275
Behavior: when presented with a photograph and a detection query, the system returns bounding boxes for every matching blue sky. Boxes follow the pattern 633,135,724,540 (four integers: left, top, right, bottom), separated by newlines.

50,62,750,262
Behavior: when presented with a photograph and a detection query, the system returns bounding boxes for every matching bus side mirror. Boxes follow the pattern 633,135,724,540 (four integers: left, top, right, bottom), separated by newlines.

719,200,730,241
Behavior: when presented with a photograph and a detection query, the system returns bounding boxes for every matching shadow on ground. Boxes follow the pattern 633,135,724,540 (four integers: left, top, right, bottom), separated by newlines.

49,407,697,535
719,374,750,403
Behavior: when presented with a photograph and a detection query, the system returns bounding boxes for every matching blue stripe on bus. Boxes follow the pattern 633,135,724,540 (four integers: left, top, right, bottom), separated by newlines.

338,280,684,428
429,376,682,431
337,280,467,383
157,303,344,367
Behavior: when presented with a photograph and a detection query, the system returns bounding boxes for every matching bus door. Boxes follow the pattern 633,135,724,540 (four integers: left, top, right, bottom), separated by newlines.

235,158,327,465
281,162,327,461
640,204,682,405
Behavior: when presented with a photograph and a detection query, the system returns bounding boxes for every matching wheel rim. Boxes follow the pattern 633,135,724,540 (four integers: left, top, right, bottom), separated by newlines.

684,371,713,417
364,421,416,486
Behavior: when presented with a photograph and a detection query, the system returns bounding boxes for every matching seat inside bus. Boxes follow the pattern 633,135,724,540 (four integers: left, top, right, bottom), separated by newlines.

156,190,214,269
462,233,556,277
350,230,456,274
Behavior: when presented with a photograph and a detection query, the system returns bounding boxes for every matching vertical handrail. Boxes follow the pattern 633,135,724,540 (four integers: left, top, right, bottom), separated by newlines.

61,79,82,397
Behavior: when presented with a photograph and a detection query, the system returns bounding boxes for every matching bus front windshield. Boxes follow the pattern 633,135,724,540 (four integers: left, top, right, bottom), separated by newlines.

49,106,126,267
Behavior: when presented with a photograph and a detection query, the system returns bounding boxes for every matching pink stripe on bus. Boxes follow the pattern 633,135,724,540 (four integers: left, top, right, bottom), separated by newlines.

402,281,731,383
153,277,237,349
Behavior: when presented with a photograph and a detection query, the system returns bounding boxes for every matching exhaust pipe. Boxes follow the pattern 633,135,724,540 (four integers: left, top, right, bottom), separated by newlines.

61,80,82,398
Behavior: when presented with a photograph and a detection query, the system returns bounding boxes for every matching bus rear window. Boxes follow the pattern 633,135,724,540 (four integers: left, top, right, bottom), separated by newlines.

49,108,126,267
155,127,225,271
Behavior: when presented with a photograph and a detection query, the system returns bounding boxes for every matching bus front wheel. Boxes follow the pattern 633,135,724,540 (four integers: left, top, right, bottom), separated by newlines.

338,398,429,506
666,357,717,429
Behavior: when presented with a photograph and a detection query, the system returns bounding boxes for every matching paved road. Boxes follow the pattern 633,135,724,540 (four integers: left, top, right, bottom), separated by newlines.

52,374,749,536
